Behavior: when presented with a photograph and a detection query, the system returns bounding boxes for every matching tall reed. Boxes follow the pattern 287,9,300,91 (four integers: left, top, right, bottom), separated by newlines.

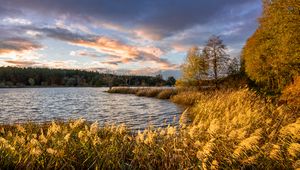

1,89,299,169
108,87,177,99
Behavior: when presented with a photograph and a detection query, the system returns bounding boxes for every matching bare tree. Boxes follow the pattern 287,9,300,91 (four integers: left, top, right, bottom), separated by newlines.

203,35,230,88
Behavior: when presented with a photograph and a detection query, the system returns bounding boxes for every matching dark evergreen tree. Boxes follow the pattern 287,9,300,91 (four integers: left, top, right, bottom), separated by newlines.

0,67,167,87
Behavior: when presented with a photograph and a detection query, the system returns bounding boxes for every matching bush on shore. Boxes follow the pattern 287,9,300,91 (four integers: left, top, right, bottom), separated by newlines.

1,89,299,169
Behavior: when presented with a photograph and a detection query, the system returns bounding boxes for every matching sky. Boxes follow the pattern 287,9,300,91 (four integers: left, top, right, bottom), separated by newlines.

0,0,262,77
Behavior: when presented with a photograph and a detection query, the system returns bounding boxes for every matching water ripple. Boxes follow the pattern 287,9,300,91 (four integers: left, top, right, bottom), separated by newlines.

0,88,183,130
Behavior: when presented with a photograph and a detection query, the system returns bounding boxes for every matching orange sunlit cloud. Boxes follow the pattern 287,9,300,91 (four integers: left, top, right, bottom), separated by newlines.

71,36,176,69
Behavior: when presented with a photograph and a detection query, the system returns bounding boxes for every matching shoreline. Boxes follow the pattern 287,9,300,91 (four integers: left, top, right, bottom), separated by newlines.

107,86,178,100
0,86,172,89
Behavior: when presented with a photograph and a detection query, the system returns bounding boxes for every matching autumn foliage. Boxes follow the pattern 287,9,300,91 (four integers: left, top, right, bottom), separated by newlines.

242,0,300,92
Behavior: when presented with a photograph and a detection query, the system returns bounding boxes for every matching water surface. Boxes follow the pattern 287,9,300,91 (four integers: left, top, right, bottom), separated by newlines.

0,88,182,130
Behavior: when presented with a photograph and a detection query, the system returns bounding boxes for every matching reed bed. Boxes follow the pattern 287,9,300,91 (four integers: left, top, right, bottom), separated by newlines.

156,89,177,99
108,87,177,99
1,89,299,169
171,90,209,106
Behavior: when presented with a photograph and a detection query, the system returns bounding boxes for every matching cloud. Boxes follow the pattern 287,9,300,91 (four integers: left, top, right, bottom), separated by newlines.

26,30,42,37
0,24,177,68
70,50,105,58
31,27,88,42
101,60,121,66
0,5,22,18
72,36,176,68
1,0,261,40
38,60,79,69
4,60,39,66
54,19,93,34
163,2,261,56
29,26,176,68
0,38,42,54
3,17,32,25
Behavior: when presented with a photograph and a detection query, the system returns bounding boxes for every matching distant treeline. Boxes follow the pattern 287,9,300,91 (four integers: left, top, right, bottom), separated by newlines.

0,67,176,87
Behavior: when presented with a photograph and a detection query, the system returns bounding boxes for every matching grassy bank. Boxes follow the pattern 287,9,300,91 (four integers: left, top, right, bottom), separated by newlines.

108,87,178,99
1,88,299,169
107,87,211,106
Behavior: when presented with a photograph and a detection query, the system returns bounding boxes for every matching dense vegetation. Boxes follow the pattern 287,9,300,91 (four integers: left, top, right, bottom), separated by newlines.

242,0,300,93
176,36,235,89
0,67,176,87
1,89,299,169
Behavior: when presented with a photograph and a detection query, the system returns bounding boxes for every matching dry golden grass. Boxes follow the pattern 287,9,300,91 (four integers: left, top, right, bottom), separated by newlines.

171,90,211,106
136,88,162,97
108,87,177,99
182,89,299,169
1,88,299,169
281,76,300,108
107,87,138,94
156,89,177,99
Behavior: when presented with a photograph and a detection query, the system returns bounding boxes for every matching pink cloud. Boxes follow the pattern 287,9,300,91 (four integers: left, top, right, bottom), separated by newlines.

71,36,176,69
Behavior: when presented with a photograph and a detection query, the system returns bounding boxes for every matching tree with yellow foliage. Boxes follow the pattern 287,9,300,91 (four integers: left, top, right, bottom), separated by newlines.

177,46,209,87
242,0,300,92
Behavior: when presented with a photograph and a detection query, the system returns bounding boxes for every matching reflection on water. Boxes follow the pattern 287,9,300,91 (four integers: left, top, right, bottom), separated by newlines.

0,88,182,130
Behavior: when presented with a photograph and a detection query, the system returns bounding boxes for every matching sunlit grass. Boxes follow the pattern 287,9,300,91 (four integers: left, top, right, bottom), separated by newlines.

108,87,177,99
157,89,177,99
171,90,209,106
1,88,299,169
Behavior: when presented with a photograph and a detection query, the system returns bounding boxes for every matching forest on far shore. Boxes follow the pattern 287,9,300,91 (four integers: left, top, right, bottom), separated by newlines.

0,67,176,87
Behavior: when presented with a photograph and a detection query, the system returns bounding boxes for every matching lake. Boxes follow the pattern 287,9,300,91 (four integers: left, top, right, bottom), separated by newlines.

0,88,183,130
